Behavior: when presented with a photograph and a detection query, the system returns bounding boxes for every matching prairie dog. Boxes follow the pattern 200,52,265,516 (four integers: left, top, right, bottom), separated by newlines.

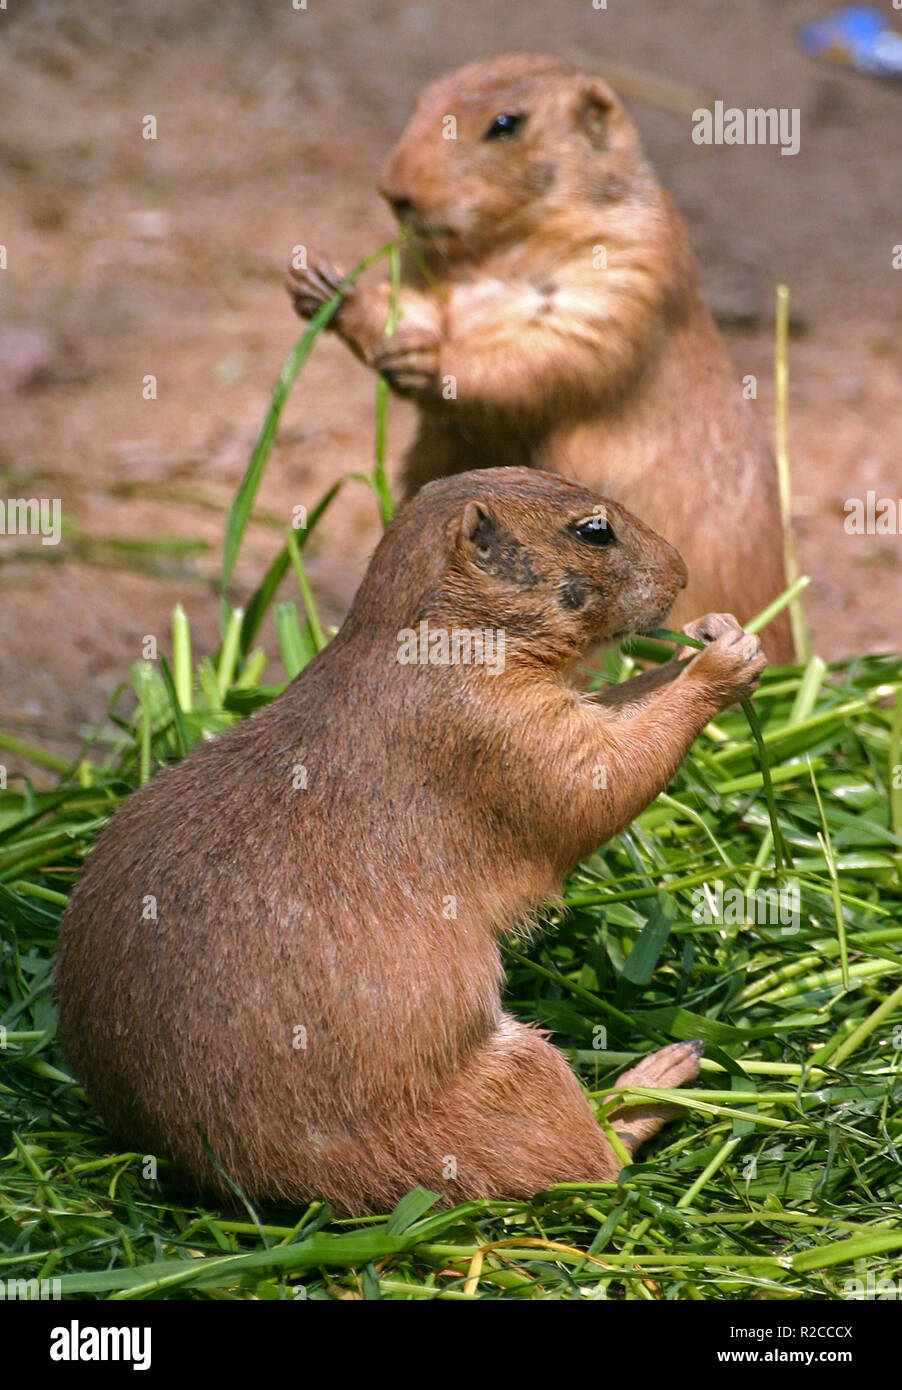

288,52,792,661
55,468,765,1213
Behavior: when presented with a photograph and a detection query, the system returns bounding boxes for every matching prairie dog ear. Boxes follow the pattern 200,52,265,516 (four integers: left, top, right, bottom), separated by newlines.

456,501,497,562
578,78,616,148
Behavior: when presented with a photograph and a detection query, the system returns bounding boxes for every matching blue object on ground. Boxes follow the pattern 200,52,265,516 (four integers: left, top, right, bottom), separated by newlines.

800,5,902,78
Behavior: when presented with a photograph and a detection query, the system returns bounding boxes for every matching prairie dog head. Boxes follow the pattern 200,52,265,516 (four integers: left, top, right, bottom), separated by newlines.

355,468,687,673
379,53,652,260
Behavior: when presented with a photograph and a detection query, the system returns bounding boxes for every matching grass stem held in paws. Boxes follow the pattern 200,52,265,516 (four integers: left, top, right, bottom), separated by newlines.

650,626,790,875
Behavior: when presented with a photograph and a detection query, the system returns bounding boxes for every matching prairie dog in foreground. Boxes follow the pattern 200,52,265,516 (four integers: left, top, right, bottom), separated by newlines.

288,52,792,661
55,468,765,1213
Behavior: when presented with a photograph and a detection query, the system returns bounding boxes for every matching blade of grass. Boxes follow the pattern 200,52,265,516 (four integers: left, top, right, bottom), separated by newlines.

789,654,828,725
238,478,344,658
830,978,902,1068
0,734,70,775
808,755,849,990
891,689,902,883
217,607,243,699
158,657,188,760
774,283,811,664
171,603,193,714
744,574,810,637
285,527,327,653
371,241,402,527
220,236,403,626
135,665,153,785
274,601,313,680
650,628,790,873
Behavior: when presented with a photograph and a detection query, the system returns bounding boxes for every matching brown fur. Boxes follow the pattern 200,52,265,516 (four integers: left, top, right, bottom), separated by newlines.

55,468,765,1214
288,53,792,661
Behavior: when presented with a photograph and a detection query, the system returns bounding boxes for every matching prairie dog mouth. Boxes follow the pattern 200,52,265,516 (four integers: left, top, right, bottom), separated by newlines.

612,606,678,644
406,219,460,244
390,208,465,244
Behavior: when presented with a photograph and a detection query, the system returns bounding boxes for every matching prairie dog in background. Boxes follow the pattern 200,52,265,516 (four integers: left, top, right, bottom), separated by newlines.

289,53,792,661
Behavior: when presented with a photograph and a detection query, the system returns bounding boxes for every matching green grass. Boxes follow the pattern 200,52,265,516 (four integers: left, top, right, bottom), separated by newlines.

1,275,901,1300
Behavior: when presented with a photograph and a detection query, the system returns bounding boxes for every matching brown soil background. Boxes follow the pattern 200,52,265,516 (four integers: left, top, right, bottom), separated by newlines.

1,0,901,775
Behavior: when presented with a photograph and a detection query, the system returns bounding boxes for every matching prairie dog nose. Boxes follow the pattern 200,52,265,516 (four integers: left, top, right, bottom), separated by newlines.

665,541,689,590
383,192,416,221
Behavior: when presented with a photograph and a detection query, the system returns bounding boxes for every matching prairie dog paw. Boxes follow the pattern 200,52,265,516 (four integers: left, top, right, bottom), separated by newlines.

685,622,766,707
372,320,441,394
680,612,744,646
286,253,347,320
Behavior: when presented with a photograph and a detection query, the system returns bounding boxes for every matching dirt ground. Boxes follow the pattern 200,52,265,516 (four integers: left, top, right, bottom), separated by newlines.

1,0,901,773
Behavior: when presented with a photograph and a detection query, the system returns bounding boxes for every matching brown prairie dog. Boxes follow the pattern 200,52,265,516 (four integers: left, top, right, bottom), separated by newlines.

55,468,765,1213
288,52,792,662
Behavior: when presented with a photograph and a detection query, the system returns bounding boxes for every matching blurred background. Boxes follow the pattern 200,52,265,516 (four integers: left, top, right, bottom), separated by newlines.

1,0,900,770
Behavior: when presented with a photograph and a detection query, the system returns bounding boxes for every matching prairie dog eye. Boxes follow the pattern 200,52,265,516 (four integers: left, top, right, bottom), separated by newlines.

482,112,525,141
571,514,616,546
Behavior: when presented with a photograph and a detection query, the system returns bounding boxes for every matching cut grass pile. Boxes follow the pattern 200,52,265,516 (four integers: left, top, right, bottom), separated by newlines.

1,262,901,1300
